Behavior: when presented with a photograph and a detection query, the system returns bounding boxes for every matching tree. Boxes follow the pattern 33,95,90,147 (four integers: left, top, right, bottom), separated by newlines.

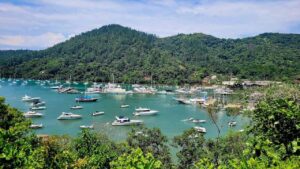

0,97,44,168
110,148,162,169
127,127,172,168
173,128,206,169
251,98,300,157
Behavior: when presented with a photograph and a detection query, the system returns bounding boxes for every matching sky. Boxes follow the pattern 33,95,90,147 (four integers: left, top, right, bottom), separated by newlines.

0,0,300,50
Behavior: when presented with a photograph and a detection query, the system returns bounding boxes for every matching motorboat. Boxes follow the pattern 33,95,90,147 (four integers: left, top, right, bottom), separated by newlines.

133,86,156,94
194,126,207,133
92,111,104,116
85,84,102,94
133,107,158,116
103,83,126,94
30,123,43,129
191,119,206,123
22,95,41,102
112,116,143,126
70,105,83,109
120,104,130,108
189,98,206,104
24,111,43,118
31,101,46,107
57,112,82,120
30,106,46,110
80,125,94,129
58,87,79,94
228,121,237,127
75,95,98,102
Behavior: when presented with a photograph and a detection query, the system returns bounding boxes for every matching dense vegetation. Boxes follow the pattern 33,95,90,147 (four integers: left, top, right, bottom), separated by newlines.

0,24,300,84
1,84,299,168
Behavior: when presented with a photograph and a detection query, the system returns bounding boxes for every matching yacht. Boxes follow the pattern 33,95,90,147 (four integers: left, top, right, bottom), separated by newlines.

120,104,130,108
112,116,143,126
133,107,158,116
58,87,79,94
85,84,102,94
70,105,83,109
103,83,126,94
133,86,156,94
75,95,98,102
189,98,206,104
228,121,237,127
194,126,207,133
22,95,41,102
30,106,46,110
80,125,94,129
30,123,43,129
191,119,206,123
24,111,43,118
57,112,82,120
174,98,192,105
92,111,104,116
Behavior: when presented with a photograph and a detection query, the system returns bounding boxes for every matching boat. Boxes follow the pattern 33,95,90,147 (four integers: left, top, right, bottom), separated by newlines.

85,84,102,94
30,106,46,110
103,83,126,93
24,111,43,118
75,95,98,102
228,121,237,127
22,95,41,102
133,107,158,116
31,101,46,107
174,98,192,105
50,85,62,89
80,125,94,129
191,119,206,123
112,116,143,126
57,112,82,120
133,86,156,94
58,87,79,94
189,98,206,104
194,126,207,133
70,105,83,109
30,123,43,129
92,111,104,116
120,104,130,108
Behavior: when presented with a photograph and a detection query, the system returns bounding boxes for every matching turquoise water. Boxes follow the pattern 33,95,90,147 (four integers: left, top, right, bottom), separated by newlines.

0,79,247,141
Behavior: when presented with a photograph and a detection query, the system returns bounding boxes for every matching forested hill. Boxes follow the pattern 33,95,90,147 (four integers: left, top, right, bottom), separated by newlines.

1,24,300,84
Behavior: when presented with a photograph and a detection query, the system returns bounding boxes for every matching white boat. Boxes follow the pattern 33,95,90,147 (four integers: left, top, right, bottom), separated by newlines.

30,106,46,110
194,126,207,133
70,105,83,109
85,84,102,94
24,111,43,118
80,125,94,129
133,86,156,94
57,112,82,120
191,119,206,123
30,123,43,129
120,104,130,108
92,111,104,116
112,116,143,126
50,85,62,89
174,98,192,104
228,121,237,127
103,83,126,93
189,98,206,104
22,95,41,102
31,101,46,107
133,107,158,116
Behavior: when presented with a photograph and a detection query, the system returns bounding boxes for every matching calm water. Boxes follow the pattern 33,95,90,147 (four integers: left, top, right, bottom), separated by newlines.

0,79,247,141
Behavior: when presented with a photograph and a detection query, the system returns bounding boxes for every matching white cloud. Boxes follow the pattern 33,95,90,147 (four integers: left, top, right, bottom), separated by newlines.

0,0,300,49
0,32,66,49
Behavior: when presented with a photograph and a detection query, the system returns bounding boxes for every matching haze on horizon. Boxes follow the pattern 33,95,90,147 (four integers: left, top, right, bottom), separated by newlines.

0,0,300,50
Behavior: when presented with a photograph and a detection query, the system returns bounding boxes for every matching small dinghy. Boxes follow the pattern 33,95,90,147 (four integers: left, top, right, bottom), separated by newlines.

70,105,83,109
92,111,104,116
80,125,94,129
30,123,43,129
120,104,130,108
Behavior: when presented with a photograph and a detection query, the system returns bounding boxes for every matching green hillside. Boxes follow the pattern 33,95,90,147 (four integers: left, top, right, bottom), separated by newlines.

1,24,299,84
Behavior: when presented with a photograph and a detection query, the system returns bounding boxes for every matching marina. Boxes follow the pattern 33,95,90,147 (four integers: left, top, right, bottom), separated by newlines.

0,79,247,141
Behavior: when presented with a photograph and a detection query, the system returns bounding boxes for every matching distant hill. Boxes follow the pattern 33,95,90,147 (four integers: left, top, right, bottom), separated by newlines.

1,24,299,84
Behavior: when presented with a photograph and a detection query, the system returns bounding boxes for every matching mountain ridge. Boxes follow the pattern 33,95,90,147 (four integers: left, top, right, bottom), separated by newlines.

1,24,299,84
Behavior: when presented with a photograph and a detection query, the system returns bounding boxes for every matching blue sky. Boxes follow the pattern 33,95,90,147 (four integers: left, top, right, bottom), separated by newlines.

0,0,300,50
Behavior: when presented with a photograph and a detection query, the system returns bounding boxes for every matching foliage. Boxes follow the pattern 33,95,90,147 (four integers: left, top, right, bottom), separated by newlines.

173,128,206,169
110,148,162,169
250,98,300,157
1,25,300,84
127,127,172,168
